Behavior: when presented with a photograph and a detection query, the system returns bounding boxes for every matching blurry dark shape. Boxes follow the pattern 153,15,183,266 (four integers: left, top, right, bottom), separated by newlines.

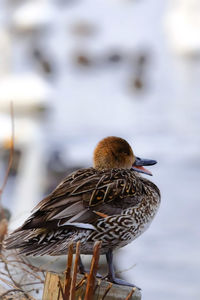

107,52,123,64
134,52,149,71
132,77,143,89
33,48,43,59
128,50,150,93
70,21,97,37
46,150,83,194
73,52,93,67
138,54,147,66
77,55,91,66
40,59,52,74
128,74,144,93
32,48,54,76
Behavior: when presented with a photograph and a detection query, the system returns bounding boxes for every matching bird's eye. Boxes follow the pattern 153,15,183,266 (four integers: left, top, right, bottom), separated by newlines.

118,149,127,154
122,151,129,155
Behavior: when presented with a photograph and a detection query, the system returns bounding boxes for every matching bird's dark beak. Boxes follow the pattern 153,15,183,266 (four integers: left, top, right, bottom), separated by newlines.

132,157,157,176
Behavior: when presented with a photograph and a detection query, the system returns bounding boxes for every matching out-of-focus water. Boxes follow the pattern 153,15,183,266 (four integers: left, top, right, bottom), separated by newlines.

48,2,200,300
1,1,200,299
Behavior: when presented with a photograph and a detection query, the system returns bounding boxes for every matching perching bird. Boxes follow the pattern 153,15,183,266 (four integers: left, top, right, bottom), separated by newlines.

5,136,160,287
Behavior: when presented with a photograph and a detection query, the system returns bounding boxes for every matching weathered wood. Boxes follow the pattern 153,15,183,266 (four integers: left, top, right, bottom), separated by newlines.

43,272,62,300
42,272,141,300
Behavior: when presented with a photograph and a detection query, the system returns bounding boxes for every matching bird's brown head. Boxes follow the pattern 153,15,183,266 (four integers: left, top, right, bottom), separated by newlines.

93,136,135,170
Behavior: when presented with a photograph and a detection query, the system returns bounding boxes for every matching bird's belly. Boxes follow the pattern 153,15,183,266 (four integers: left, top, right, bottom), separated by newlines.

85,214,155,254
80,198,160,254
82,220,151,254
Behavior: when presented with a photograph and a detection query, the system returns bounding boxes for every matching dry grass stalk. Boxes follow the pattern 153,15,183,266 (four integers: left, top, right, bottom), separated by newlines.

75,274,87,291
84,241,101,300
69,241,80,300
0,250,45,299
125,287,136,300
43,242,140,300
63,242,74,299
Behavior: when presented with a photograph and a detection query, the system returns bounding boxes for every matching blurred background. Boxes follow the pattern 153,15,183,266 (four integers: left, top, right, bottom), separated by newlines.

0,0,200,299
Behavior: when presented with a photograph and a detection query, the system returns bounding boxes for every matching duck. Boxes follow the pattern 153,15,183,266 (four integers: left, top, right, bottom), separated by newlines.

5,136,161,287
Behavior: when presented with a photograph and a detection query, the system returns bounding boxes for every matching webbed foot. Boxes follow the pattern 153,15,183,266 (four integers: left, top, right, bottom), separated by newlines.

106,275,140,289
105,249,140,289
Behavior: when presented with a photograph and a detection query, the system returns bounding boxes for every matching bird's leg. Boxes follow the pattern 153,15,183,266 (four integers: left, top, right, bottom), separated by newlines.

106,249,140,289
79,255,86,274
78,255,102,278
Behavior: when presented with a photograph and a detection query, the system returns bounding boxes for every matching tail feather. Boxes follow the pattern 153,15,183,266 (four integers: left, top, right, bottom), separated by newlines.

4,227,88,256
4,230,65,256
4,230,31,249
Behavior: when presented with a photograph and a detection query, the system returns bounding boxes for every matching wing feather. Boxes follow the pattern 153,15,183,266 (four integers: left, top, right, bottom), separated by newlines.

14,168,144,232
50,201,85,219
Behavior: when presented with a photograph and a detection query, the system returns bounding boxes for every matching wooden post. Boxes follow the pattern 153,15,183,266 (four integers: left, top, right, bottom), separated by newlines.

42,242,141,300
42,272,141,300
